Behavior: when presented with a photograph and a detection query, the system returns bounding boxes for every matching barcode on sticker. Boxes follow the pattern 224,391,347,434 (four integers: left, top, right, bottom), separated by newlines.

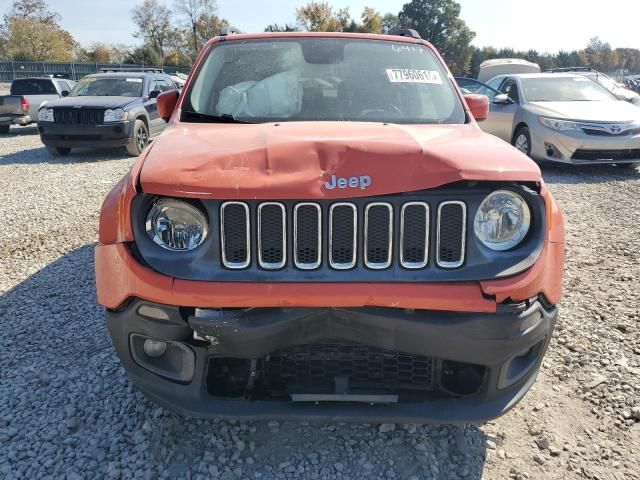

386,69,442,84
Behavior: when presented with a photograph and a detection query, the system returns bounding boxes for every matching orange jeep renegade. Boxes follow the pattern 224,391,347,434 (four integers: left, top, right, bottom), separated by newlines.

96,30,564,423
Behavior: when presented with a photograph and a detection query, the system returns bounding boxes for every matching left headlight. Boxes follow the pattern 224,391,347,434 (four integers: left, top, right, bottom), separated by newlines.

38,108,54,122
145,199,208,251
539,117,580,132
103,108,127,123
474,190,531,251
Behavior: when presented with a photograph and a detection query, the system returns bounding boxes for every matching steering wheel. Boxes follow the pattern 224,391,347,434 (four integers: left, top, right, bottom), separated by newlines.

358,104,403,119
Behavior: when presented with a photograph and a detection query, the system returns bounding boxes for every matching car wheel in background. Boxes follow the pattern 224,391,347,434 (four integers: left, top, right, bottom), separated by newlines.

46,146,71,156
0,125,9,134
126,119,149,157
513,127,532,157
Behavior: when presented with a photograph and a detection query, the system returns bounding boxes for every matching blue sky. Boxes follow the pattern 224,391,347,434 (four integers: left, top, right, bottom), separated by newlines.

45,0,639,52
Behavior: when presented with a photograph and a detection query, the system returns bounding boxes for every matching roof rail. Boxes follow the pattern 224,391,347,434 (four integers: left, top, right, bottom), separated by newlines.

220,26,243,36
545,66,594,73
389,29,421,40
98,67,164,73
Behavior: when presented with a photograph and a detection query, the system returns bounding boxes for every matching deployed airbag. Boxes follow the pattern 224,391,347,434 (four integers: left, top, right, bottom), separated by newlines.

217,71,302,118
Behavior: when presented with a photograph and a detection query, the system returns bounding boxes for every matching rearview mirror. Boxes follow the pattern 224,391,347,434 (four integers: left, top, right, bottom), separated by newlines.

493,94,511,105
156,89,180,122
463,94,489,121
148,90,161,99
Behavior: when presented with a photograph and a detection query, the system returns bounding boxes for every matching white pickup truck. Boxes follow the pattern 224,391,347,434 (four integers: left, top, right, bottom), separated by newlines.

0,77,76,133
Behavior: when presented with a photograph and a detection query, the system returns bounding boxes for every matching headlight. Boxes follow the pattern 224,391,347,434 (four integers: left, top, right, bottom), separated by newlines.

145,199,208,251
38,108,54,122
103,108,127,123
474,190,531,251
539,117,580,132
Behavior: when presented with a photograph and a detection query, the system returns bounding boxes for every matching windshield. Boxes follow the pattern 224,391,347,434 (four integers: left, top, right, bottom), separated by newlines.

10,79,57,95
70,77,143,97
522,76,618,102
183,37,465,124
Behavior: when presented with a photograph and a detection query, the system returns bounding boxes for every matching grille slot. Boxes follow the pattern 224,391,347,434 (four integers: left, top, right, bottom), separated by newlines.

53,108,103,125
294,203,321,270
220,202,250,269
258,203,286,269
364,203,393,269
400,202,429,269
329,203,357,270
264,342,435,390
437,201,466,268
571,149,640,161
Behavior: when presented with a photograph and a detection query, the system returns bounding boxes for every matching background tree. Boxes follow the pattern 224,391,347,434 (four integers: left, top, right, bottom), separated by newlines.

173,0,223,55
296,1,347,32
359,7,382,34
132,0,172,62
265,23,298,32
398,0,475,74
0,0,76,61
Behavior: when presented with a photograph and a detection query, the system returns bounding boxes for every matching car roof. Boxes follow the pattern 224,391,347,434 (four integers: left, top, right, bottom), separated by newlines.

83,72,156,79
495,73,584,80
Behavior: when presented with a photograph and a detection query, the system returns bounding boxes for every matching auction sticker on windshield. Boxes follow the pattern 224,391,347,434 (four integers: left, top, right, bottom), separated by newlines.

386,69,442,84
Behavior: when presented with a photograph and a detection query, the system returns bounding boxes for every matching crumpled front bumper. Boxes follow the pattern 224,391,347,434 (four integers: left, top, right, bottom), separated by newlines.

106,297,557,423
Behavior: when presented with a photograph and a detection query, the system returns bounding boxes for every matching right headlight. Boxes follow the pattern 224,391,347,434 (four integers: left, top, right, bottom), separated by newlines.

145,199,208,251
474,190,531,251
38,108,54,122
104,108,127,123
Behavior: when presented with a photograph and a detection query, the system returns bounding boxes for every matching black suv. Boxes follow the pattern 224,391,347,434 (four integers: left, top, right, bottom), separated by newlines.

37,69,177,156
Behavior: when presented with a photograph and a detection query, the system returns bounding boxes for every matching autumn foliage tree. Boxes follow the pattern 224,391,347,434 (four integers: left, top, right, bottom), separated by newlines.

0,0,76,61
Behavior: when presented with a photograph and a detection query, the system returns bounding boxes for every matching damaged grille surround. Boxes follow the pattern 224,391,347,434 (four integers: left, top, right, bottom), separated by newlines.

131,183,546,283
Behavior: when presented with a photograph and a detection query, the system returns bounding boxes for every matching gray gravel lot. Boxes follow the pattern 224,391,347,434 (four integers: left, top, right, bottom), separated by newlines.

1,125,639,479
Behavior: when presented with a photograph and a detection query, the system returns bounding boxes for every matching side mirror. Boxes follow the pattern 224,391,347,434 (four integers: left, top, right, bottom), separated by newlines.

61,90,69,97
148,89,161,99
463,94,489,121
156,89,180,122
493,94,512,105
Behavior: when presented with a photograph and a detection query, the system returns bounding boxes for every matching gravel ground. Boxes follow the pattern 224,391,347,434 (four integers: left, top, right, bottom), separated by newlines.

1,125,639,479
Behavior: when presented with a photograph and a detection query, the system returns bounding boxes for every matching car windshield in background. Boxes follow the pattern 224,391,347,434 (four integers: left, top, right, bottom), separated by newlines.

10,79,57,95
70,77,143,97
522,76,618,102
183,38,466,124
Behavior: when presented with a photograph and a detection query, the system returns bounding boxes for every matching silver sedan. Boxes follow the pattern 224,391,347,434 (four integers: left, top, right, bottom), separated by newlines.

480,73,640,168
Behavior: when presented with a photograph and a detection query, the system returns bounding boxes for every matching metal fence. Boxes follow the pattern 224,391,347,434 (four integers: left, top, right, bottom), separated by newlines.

0,61,191,82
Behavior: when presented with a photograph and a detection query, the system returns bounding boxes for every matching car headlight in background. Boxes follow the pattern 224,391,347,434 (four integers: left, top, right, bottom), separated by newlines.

539,117,580,132
145,199,208,251
38,108,54,122
103,108,127,123
474,190,531,251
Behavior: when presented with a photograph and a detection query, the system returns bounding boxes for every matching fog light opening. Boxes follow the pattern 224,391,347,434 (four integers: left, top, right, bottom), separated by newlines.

439,360,486,397
143,339,167,358
544,142,562,159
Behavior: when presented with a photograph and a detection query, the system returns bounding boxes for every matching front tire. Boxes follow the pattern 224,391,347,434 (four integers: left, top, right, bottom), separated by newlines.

513,127,532,157
126,119,149,156
46,146,71,156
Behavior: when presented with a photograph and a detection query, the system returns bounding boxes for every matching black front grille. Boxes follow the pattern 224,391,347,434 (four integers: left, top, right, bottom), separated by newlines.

264,342,435,390
53,108,103,125
401,203,428,268
572,149,640,161
330,204,356,268
438,202,465,267
221,202,249,268
580,128,633,137
294,204,321,268
258,204,285,268
365,204,392,268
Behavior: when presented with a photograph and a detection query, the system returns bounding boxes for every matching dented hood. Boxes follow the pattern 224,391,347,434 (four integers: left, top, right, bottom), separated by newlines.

139,122,541,199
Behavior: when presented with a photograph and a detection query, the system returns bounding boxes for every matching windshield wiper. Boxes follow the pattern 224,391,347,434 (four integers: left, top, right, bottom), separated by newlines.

182,110,255,124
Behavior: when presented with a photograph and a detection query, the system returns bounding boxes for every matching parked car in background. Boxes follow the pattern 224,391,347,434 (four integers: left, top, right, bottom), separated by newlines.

37,69,176,156
546,67,640,105
477,58,540,83
0,76,76,133
481,73,640,167
97,30,565,423
169,72,188,89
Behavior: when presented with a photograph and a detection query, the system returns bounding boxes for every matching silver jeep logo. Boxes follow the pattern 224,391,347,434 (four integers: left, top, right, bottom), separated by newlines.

324,174,372,190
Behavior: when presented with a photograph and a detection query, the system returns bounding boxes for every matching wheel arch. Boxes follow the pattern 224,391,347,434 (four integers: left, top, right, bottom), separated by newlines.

512,122,529,143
